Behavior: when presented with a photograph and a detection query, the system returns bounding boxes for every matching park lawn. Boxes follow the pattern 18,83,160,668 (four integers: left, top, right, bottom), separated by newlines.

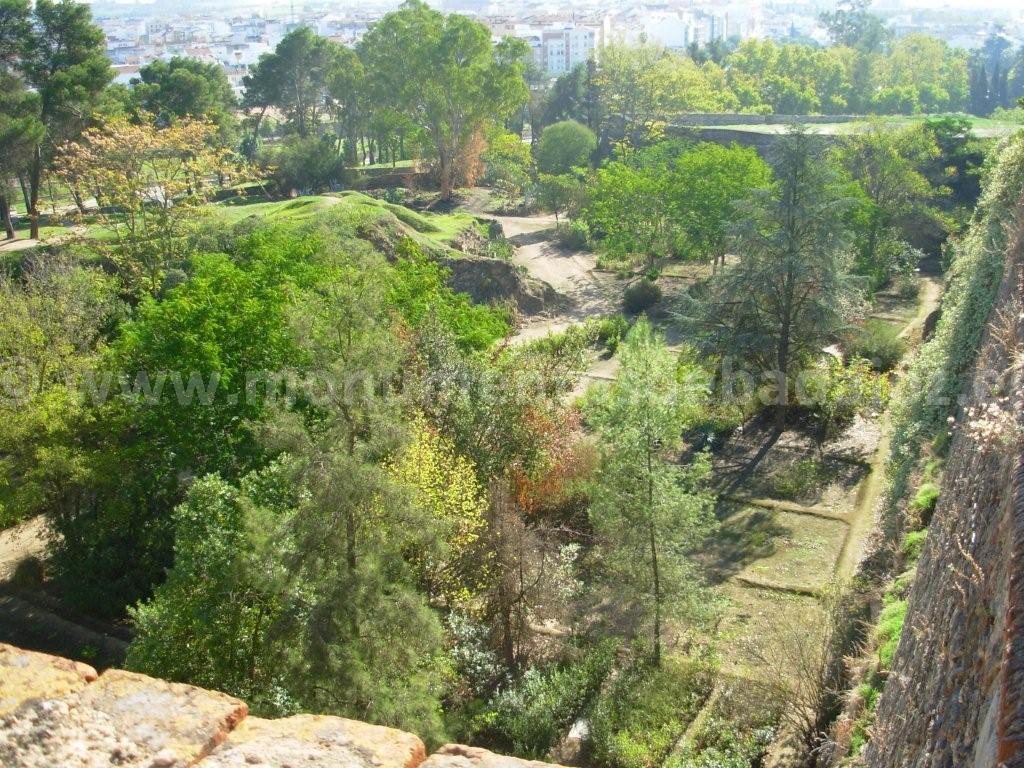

350,158,418,170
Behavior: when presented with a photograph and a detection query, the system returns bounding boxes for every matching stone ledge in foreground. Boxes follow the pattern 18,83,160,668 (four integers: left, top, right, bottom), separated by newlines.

0,643,566,768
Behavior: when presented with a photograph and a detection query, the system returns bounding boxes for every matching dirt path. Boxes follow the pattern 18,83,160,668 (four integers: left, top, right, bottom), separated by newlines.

457,190,621,340
0,517,47,582
835,274,943,578
0,237,40,252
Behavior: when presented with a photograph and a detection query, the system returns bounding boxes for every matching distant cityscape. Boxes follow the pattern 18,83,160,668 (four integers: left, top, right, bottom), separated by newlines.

94,0,1024,96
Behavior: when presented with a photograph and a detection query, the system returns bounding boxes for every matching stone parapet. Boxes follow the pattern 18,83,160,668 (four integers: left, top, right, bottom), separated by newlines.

0,642,565,768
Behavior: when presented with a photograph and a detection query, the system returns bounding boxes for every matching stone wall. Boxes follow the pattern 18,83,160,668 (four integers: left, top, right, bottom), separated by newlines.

865,217,1024,767
0,643,565,768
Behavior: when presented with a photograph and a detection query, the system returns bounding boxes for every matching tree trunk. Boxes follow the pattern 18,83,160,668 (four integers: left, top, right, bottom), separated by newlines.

70,184,86,214
776,320,791,432
29,146,42,240
0,194,14,240
647,445,662,667
438,154,454,201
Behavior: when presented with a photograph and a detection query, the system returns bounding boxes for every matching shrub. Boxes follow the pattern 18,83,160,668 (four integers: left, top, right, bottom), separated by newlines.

901,529,928,563
892,275,920,300
259,134,347,193
909,482,940,517
591,315,630,355
589,657,715,768
668,722,774,768
556,220,589,250
12,556,45,588
622,279,661,315
535,120,597,175
875,598,908,668
846,320,907,372
479,640,618,758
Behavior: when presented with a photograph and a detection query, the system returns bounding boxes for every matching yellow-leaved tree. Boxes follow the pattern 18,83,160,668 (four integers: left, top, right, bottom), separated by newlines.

386,418,489,611
58,116,248,295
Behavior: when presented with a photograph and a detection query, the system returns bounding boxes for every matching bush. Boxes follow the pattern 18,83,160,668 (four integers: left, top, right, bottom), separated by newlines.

591,315,630,355
909,482,940,518
535,120,597,175
12,556,45,589
589,657,715,768
556,219,589,250
668,721,774,768
846,320,907,372
622,279,661,315
479,640,618,758
258,135,347,193
901,529,928,563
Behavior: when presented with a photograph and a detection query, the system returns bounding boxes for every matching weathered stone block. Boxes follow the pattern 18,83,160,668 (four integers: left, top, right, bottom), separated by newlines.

0,668,247,767
198,714,427,768
0,643,97,716
421,744,567,768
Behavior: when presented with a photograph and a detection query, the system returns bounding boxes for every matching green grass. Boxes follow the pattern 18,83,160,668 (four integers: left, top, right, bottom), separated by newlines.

875,597,908,667
722,507,848,594
210,192,480,250
701,115,1023,138
350,158,417,170
712,583,824,679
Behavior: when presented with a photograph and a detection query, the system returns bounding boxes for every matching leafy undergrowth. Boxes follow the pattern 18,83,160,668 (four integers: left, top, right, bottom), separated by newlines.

467,640,618,759
667,681,778,768
588,655,716,768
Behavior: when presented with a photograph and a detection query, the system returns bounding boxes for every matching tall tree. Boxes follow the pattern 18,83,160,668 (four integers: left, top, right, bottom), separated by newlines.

132,57,237,135
358,0,528,200
688,127,862,429
9,0,111,239
586,319,715,666
0,75,42,239
834,122,941,286
819,0,891,53
243,27,341,141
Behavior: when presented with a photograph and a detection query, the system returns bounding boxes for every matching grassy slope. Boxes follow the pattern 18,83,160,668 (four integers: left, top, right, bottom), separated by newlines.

703,115,1022,138
6,192,482,255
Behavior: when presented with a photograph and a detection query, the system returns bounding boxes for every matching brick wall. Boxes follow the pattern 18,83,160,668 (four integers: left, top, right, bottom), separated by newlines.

865,217,1024,767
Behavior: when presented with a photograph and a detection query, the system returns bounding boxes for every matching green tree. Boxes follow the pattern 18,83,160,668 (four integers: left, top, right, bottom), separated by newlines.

582,161,673,268
834,122,941,287
57,116,247,295
666,142,773,267
596,42,736,149
0,74,42,239
125,467,294,707
358,0,528,199
586,319,716,666
482,129,535,205
819,0,892,53
243,27,341,140
536,172,583,224
534,119,597,175
8,0,112,238
46,233,307,611
132,57,237,135
690,127,862,429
